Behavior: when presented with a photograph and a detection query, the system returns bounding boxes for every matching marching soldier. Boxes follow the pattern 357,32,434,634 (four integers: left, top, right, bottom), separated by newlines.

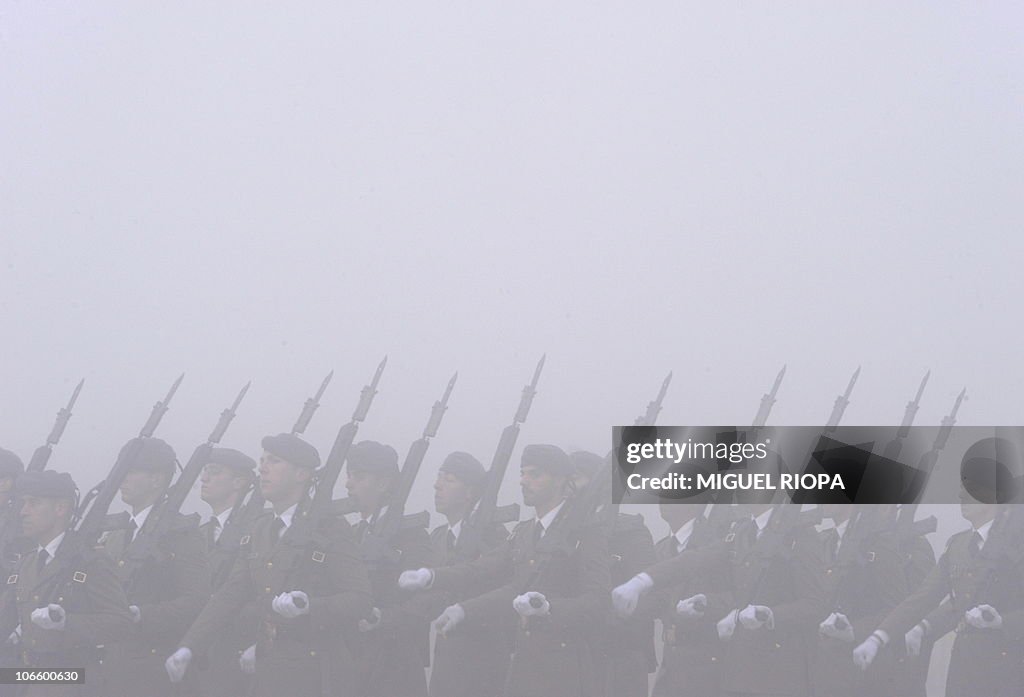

101,437,210,697
570,450,656,697
854,439,1024,697
424,451,511,697
613,499,827,697
811,504,907,697
0,470,133,697
648,500,731,697
401,444,611,697
167,433,372,697
195,447,258,697
345,440,433,697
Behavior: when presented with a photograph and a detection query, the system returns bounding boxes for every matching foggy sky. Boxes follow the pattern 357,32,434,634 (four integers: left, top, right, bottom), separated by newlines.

2,2,1022,528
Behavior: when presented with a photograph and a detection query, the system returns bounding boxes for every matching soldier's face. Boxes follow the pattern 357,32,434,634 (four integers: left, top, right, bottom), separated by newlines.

959,494,998,527
19,495,66,542
346,470,390,513
200,463,248,507
434,471,475,517
520,465,564,508
119,469,166,508
259,451,309,503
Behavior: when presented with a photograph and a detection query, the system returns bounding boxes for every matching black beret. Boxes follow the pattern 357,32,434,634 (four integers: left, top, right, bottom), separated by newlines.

961,437,1022,504
0,448,24,478
347,440,399,477
207,447,257,473
570,451,604,478
439,451,486,488
120,437,177,476
17,470,77,501
521,444,572,476
261,433,320,470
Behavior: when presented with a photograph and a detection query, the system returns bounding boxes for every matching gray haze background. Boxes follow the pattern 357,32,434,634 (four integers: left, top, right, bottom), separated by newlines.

3,2,1023,527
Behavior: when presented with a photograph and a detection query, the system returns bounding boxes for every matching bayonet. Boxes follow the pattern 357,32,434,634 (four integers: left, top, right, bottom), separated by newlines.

292,371,333,435
752,365,785,429
27,379,85,472
825,366,859,431
635,371,673,427
140,373,184,438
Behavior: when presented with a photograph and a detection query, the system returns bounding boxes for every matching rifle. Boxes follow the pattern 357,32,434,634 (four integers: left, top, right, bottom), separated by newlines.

707,367,785,524
361,372,457,566
216,371,334,555
739,372,858,614
115,382,251,582
635,371,672,426
287,358,387,542
882,370,929,460
452,355,545,563
75,374,185,544
752,365,785,430
894,387,967,527
825,366,860,434
26,380,84,473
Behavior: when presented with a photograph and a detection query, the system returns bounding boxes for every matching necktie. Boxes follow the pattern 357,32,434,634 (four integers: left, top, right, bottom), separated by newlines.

209,518,221,545
447,529,457,554
533,521,544,544
271,517,286,544
36,549,49,574
126,519,138,546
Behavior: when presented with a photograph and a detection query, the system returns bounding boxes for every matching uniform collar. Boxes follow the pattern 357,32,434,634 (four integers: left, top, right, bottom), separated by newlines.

39,531,66,563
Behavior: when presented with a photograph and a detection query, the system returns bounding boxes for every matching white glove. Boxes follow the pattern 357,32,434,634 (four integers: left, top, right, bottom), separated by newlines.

905,623,925,656
271,591,310,618
965,604,1003,629
819,612,855,642
676,594,707,618
716,609,739,640
738,604,774,630
513,592,550,618
129,605,141,624
239,644,256,675
358,607,383,632
611,573,653,618
6,624,21,646
398,568,434,590
432,604,466,636
853,633,885,670
30,604,66,631
165,647,192,683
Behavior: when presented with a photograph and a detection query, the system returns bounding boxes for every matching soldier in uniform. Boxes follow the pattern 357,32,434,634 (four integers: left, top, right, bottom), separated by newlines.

570,450,655,697
647,500,731,697
811,504,907,697
854,439,1024,697
166,433,372,697
195,447,258,697
344,440,433,697
423,451,510,697
613,499,827,697
401,444,611,697
101,437,210,697
0,470,133,697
